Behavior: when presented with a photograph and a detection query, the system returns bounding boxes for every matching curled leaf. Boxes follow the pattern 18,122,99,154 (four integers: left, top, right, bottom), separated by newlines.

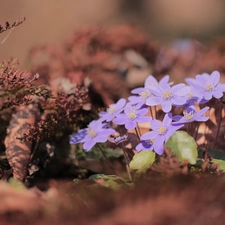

165,131,197,165
129,150,155,173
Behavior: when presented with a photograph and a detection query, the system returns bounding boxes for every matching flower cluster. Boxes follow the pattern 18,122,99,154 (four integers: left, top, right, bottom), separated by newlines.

70,71,225,155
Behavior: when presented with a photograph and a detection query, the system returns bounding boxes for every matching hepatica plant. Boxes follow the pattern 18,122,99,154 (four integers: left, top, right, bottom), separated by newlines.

70,71,225,181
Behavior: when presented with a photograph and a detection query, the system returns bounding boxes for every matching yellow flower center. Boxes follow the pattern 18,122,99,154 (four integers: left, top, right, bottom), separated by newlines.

184,110,194,120
140,90,150,99
163,91,172,99
188,92,193,99
128,112,136,119
148,138,155,144
205,84,213,91
126,107,137,120
87,128,97,138
158,126,167,134
107,104,117,114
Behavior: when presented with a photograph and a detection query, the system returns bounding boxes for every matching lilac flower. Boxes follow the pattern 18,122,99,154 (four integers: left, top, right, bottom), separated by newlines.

113,104,152,130
185,71,225,102
144,75,173,88
172,106,209,124
136,140,154,151
128,75,173,108
70,120,116,152
146,80,190,113
128,87,152,108
139,113,184,155
99,98,126,122
185,85,201,107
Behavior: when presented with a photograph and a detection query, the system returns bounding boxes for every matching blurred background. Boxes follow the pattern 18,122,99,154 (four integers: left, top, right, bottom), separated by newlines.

1,0,225,67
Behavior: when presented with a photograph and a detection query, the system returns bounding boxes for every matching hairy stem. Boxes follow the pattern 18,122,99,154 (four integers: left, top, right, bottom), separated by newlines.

97,144,118,176
213,101,224,149
120,142,132,181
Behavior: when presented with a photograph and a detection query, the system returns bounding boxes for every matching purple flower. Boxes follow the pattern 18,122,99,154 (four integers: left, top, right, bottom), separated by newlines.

99,98,126,122
144,74,173,88
172,106,209,124
185,71,225,101
146,80,190,113
113,104,152,130
128,87,152,108
185,85,201,107
140,113,184,155
136,140,154,151
69,120,116,152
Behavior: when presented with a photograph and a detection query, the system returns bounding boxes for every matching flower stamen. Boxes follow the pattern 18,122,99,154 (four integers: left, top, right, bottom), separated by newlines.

148,138,155,144
126,107,137,120
139,90,150,99
87,128,97,138
157,125,167,134
163,90,172,99
183,110,194,120
188,92,193,99
107,104,117,114
205,84,213,91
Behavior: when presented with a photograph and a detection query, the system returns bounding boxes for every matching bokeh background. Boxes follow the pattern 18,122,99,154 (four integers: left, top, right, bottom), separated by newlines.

1,0,225,67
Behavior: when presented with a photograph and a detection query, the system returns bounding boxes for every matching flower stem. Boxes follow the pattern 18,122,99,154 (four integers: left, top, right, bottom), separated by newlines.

135,126,141,141
154,106,157,119
120,142,132,181
213,101,224,149
194,123,200,141
96,144,118,176
149,106,153,118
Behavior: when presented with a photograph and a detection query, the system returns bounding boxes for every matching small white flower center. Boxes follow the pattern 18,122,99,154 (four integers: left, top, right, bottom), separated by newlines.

139,90,150,99
107,104,117,114
87,127,97,138
183,110,194,120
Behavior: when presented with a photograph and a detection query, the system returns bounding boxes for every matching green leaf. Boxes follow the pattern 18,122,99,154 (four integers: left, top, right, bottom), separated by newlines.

8,178,26,191
198,149,225,160
89,174,122,181
129,150,155,172
212,159,225,171
88,174,133,190
165,131,197,164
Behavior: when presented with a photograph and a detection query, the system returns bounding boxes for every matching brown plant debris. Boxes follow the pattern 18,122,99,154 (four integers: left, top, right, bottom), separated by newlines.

150,147,189,176
4,102,42,180
0,17,26,34
28,25,159,108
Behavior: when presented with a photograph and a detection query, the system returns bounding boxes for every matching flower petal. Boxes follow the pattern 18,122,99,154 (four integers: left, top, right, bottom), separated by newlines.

141,131,158,140
153,135,164,155
113,114,128,125
163,113,172,125
131,87,145,94
137,108,148,116
210,71,220,86
174,86,190,96
146,96,163,106
161,101,172,113
144,75,158,87
116,98,126,108
212,90,223,99
125,120,136,130
83,139,96,151
171,96,187,106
